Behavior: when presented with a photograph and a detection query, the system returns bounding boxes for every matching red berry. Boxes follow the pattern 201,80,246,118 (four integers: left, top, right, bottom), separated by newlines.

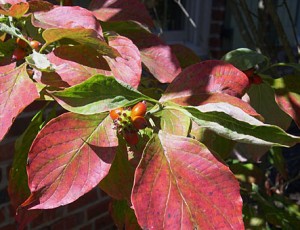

16,38,28,49
243,68,255,78
12,47,26,60
252,74,263,84
131,101,147,118
132,116,147,130
124,131,139,145
30,40,41,51
109,108,124,120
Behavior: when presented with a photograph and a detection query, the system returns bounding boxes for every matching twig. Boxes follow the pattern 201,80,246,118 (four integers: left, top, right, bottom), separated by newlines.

228,0,256,49
239,0,268,54
265,0,295,62
174,0,197,28
283,0,300,59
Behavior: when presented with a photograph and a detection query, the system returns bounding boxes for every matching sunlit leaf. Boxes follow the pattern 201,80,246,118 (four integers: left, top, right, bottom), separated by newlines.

132,132,244,229
51,75,154,115
32,5,103,35
0,64,39,141
103,35,141,89
21,112,118,209
160,60,250,103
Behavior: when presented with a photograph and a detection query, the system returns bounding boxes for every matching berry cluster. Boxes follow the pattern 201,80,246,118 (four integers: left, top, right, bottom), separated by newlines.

110,101,148,145
12,37,41,61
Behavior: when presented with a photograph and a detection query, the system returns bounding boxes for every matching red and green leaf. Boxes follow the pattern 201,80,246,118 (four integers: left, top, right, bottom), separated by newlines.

103,35,141,89
51,75,154,115
132,132,244,229
183,103,300,147
21,112,118,210
0,64,39,141
42,28,119,58
89,0,154,28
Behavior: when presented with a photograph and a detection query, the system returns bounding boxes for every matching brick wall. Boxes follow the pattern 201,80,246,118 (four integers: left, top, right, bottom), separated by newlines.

0,102,115,230
209,0,227,58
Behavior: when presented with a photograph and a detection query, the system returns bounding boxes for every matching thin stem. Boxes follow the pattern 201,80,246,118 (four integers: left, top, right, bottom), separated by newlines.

265,0,295,63
283,0,300,59
239,0,268,55
228,0,255,49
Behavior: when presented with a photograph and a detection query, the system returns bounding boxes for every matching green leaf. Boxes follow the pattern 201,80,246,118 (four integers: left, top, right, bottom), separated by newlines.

160,108,190,136
171,103,300,147
51,75,155,114
247,82,292,130
221,48,268,70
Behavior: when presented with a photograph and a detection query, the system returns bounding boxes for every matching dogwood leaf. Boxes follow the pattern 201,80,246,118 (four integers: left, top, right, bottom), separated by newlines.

161,60,250,102
0,64,39,141
34,45,110,88
132,132,244,229
21,112,118,210
181,103,300,147
42,28,119,58
103,35,141,89
221,48,267,70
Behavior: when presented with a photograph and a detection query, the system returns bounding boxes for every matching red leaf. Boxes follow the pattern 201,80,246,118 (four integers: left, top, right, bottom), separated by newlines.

21,112,118,209
138,34,181,83
35,45,111,88
32,5,103,36
276,93,300,127
132,132,244,229
0,2,29,18
99,21,181,83
104,35,141,89
170,44,201,69
0,64,39,141
161,60,250,101
89,0,154,28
